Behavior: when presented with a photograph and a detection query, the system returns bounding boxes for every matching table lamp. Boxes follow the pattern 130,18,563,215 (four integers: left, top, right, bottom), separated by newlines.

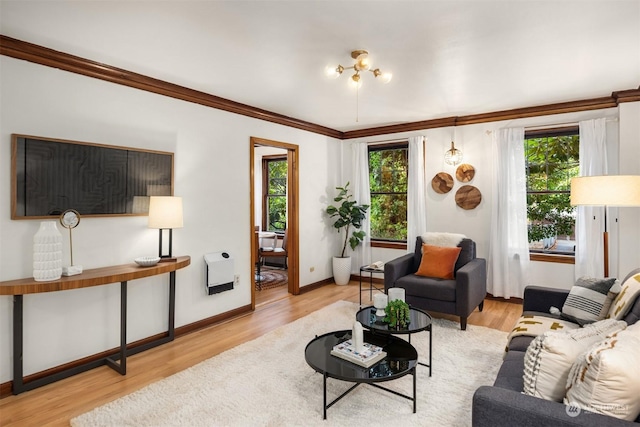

570,175,640,277
148,196,183,262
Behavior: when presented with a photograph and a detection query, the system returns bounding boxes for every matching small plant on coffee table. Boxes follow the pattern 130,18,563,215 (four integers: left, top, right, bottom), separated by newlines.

384,300,410,328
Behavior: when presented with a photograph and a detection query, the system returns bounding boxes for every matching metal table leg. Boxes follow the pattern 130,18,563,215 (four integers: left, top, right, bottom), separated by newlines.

12,295,24,394
323,373,327,420
106,281,127,374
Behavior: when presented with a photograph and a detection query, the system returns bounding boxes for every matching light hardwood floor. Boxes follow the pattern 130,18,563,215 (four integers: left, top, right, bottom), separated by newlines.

0,281,522,426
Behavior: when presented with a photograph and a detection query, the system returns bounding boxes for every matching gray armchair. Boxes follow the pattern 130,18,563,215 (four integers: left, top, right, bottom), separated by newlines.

384,236,487,330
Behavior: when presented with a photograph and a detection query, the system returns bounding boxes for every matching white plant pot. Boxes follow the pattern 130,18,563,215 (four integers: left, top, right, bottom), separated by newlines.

332,256,352,286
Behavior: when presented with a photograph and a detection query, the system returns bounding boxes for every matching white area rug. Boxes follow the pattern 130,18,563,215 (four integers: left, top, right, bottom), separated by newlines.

72,301,507,427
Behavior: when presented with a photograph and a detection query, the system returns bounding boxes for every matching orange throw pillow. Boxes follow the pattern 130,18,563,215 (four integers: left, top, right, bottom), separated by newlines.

415,244,462,280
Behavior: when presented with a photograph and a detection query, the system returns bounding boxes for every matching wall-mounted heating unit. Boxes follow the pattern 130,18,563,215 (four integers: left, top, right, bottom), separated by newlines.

204,252,234,295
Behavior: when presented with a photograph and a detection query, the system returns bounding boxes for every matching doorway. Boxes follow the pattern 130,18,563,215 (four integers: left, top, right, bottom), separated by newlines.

250,137,299,309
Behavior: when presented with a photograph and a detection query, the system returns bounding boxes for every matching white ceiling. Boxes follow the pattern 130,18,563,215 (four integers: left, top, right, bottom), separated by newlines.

1,0,639,132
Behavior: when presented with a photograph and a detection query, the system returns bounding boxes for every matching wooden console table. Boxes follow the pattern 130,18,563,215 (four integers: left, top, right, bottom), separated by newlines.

0,256,190,395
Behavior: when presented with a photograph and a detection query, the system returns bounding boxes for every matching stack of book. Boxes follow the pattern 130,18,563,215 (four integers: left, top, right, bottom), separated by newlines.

330,339,387,368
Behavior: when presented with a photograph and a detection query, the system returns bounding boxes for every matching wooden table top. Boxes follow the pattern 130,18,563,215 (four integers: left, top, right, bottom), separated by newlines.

0,256,191,295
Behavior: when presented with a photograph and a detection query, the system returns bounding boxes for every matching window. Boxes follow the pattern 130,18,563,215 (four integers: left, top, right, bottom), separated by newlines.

262,156,287,232
525,128,579,255
368,143,408,242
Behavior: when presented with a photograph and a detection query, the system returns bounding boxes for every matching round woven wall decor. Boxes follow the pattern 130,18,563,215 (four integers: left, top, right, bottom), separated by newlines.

431,172,454,194
455,185,482,210
455,164,475,182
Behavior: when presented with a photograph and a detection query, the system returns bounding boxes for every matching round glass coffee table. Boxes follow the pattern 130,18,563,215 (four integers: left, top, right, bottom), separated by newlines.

305,329,418,420
355,305,432,376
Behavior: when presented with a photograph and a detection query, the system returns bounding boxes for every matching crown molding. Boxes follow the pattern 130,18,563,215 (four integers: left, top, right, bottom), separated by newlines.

2,35,638,141
0,35,343,139
342,96,619,139
613,87,640,103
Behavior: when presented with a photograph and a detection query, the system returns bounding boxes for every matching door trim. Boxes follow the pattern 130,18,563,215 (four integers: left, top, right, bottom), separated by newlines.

250,137,299,309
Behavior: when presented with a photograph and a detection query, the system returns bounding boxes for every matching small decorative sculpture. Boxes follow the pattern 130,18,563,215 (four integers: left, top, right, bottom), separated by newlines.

60,209,83,276
352,321,364,353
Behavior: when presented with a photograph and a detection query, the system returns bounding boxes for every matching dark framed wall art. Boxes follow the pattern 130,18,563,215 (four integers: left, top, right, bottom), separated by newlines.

11,134,174,219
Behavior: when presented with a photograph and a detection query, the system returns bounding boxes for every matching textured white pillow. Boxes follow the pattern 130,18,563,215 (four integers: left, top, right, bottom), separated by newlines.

523,319,627,402
607,272,640,320
421,232,466,248
565,322,640,421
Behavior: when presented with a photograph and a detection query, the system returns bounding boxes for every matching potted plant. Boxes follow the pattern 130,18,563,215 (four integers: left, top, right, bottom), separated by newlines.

384,299,411,328
326,182,369,285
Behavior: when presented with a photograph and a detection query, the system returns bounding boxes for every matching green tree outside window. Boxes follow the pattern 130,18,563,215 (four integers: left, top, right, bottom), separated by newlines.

264,158,287,232
369,146,408,241
525,132,579,253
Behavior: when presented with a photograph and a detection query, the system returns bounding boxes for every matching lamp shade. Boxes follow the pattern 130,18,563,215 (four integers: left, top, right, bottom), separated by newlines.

570,175,640,206
148,196,184,229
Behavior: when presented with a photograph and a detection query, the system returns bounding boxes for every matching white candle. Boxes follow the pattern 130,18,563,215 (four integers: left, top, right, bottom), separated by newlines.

388,287,405,303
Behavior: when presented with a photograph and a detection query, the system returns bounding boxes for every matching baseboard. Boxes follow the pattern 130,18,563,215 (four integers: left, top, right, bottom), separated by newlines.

298,277,334,294
485,293,523,304
0,304,253,399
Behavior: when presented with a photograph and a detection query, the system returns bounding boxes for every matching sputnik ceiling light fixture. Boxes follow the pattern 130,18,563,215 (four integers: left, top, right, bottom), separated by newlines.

326,49,392,122
325,49,393,86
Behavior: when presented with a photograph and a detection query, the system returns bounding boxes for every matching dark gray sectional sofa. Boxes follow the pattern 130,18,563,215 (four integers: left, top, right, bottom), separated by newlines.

472,268,640,427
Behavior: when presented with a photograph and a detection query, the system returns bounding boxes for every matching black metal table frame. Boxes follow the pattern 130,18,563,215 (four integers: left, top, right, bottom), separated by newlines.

321,365,416,420
11,272,176,395
407,325,432,375
358,266,384,307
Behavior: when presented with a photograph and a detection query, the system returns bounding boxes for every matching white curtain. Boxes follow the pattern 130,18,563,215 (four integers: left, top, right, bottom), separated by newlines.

575,118,608,278
407,136,427,253
352,142,371,268
488,127,530,298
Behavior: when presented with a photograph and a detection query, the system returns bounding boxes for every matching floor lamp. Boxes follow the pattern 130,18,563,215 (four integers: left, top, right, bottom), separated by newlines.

570,175,640,277
148,196,184,262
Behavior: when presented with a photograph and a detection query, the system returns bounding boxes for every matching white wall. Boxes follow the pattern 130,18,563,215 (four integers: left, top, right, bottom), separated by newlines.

345,106,638,293
617,102,640,275
0,57,341,381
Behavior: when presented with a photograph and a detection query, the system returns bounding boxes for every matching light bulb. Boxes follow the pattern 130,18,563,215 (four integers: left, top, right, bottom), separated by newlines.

349,73,363,89
444,142,463,166
373,68,392,84
325,64,344,79
380,72,392,84
355,53,370,71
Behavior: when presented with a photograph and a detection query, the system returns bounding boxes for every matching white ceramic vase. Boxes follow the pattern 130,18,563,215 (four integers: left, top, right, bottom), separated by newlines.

33,221,63,281
332,256,352,286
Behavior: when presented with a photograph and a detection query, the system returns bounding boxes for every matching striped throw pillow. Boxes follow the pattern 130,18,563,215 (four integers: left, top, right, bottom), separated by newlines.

562,277,617,325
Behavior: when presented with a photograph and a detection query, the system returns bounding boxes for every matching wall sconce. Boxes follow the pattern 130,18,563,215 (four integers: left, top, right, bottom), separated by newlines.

148,196,183,262
444,141,463,166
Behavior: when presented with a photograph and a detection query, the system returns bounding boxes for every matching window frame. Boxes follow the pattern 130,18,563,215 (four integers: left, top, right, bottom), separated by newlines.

261,155,287,234
368,142,409,249
524,126,579,264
